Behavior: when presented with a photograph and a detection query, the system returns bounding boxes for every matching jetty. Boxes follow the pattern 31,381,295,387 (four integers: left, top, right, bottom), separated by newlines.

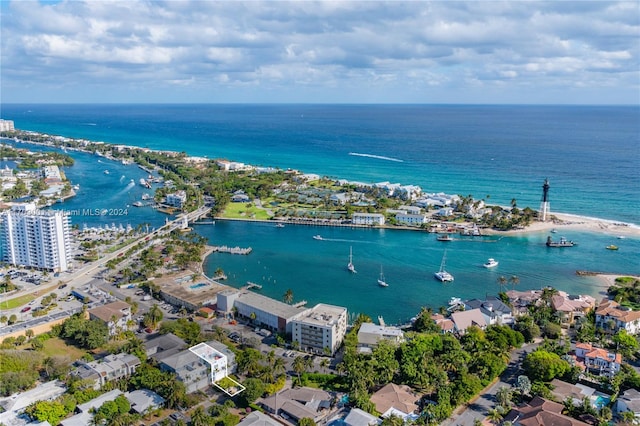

292,300,307,308
246,282,262,290
212,245,253,255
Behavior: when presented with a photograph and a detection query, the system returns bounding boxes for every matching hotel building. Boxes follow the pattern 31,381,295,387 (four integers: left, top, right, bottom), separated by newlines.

291,303,348,355
0,203,72,272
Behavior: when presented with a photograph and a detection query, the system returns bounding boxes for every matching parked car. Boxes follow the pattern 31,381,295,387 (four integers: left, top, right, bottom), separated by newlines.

21,306,31,313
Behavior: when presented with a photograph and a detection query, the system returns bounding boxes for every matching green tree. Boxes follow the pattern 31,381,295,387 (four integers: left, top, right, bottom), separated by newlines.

613,329,639,359
299,418,317,426
283,289,294,304
523,350,570,381
143,304,163,329
292,356,307,384
241,378,266,405
190,406,209,426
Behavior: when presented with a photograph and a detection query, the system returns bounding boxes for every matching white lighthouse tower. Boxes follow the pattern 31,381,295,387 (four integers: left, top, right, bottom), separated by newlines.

539,179,550,222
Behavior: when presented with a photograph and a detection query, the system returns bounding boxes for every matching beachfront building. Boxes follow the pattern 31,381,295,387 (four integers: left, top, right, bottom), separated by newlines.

88,301,132,336
0,202,72,272
357,323,404,352
352,212,385,226
595,299,640,335
395,212,428,226
217,289,307,334
0,119,15,132
72,353,140,390
41,165,62,182
290,303,348,355
165,190,187,208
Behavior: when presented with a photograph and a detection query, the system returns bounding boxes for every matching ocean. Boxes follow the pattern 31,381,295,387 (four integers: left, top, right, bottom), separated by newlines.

1,104,638,322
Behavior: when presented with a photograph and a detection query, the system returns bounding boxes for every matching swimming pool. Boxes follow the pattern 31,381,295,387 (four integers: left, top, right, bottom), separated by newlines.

189,282,209,290
594,395,610,409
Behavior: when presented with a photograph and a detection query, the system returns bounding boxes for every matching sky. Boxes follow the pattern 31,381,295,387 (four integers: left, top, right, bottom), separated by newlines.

1,1,639,104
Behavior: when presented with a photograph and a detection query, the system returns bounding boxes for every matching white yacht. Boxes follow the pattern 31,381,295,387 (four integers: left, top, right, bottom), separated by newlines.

483,258,499,268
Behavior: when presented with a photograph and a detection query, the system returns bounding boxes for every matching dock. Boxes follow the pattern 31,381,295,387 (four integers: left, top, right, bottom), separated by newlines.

292,300,307,308
212,245,253,255
246,282,262,290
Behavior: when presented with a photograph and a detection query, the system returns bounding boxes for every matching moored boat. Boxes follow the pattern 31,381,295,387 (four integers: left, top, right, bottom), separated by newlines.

377,266,388,287
546,236,576,247
437,234,453,242
606,245,619,250
434,250,454,282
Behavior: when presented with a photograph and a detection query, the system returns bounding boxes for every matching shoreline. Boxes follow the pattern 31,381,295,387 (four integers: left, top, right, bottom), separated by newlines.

3,134,640,238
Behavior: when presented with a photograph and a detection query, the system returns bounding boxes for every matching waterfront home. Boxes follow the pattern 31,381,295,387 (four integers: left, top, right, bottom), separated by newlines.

450,308,487,335
503,396,590,426
352,212,385,226
464,297,514,326
395,212,428,226
165,190,187,208
72,353,140,390
550,292,595,326
357,322,405,352
430,313,455,333
216,160,248,171
574,343,622,377
370,383,420,419
595,299,640,335
88,301,132,336
615,389,640,423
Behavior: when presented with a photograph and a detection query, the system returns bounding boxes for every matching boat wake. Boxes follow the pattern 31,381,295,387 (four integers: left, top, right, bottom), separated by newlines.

348,152,403,163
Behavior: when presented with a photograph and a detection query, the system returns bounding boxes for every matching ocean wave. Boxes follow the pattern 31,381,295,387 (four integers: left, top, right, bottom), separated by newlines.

348,152,403,162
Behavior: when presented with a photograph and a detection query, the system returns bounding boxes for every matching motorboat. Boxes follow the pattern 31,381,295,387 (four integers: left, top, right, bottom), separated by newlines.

606,245,619,250
483,258,499,268
434,250,454,282
312,235,323,240
275,223,285,228
437,234,453,242
377,266,388,287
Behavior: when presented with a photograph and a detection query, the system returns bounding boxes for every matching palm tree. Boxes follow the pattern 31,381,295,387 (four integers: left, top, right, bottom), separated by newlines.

320,358,330,373
249,311,257,324
144,304,163,329
292,356,307,384
497,276,508,293
509,275,520,291
190,406,208,426
487,407,504,425
283,289,294,305
25,329,34,341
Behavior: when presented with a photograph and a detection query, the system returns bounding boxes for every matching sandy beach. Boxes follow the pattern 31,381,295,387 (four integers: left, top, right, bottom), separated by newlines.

483,211,640,238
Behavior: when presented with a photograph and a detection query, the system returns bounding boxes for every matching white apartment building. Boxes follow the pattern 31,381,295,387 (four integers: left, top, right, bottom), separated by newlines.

166,190,187,208
1,203,71,272
0,120,15,132
291,303,348,355
352,212,385,226
395,213,427,226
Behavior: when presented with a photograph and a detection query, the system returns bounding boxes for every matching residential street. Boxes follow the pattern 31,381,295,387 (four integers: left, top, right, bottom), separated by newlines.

441,341,538,425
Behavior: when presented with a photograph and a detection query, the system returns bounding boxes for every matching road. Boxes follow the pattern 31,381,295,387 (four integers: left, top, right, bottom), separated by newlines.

441,341,538,425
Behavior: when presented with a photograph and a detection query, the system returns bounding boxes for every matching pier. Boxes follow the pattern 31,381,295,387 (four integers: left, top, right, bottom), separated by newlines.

292,300,307,308
212,245,253,255
246,282,262,290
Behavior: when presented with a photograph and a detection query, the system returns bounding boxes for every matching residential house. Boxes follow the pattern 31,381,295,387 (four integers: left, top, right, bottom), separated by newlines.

370,383,420,419
615,389,640,423
0,380,66,426
430,314,455,334
595,299,640,335
88,301,132,335
357,322,404,352
125,389,165,414
61,389,123,426
343,408,381,426
464,297,514,326
503,396,590,426
506,289,542,316
549,379,610,410
575,343,622,377
238,411,282,426
159,340,236,394
551,292,596,326
231,190,250,202
73,353,141,390
144,332,187,363
261,387,333,423
450,308,487,335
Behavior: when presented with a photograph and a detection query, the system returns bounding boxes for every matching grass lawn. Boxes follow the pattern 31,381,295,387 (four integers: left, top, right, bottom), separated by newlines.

222,202,271,220
40,337,87,361
0,294,35,311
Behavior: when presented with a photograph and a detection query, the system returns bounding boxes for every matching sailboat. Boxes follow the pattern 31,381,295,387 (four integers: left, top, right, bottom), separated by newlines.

377,266,388,287
434,250,454,282
347,246,357,273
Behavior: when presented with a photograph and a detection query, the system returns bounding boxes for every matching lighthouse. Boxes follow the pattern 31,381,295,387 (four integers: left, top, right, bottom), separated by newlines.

539,179,550,222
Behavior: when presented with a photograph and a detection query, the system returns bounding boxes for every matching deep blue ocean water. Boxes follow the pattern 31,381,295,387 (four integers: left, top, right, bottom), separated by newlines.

1,104,638,321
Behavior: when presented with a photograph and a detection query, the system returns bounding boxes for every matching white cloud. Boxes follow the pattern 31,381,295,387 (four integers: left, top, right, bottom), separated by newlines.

1,0,638,103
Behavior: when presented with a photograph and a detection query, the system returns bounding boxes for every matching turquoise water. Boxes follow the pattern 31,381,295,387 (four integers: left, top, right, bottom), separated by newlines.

2,104,639,322
594,395,610,409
